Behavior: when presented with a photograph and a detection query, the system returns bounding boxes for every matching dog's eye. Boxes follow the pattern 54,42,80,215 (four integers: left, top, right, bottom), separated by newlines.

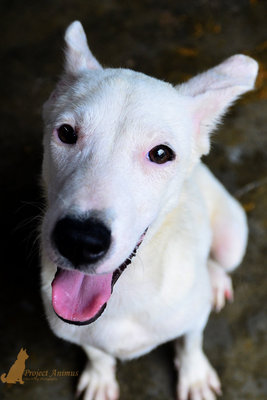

57,124,77,144
148,145,176,164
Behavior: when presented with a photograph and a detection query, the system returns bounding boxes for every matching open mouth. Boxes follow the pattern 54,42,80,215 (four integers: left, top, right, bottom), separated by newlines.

51,230,147,325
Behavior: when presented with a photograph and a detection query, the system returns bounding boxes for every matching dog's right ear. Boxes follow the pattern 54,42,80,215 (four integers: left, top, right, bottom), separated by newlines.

178,54,258,156
64,21,102,74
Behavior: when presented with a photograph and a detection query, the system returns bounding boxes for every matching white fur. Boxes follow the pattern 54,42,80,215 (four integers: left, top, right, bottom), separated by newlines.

41,21,258,400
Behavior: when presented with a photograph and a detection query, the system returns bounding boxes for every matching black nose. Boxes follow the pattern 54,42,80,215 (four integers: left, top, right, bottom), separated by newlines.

52,216,111,267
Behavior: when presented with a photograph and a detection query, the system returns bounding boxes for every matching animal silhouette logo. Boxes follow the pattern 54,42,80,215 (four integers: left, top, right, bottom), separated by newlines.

1,348,29,384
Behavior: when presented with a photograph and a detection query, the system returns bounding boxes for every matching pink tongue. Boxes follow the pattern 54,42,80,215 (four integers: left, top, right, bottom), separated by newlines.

52,268,113,323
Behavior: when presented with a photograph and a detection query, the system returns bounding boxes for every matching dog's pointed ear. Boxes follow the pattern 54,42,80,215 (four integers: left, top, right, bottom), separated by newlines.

64,21,102,74
178,55,258,156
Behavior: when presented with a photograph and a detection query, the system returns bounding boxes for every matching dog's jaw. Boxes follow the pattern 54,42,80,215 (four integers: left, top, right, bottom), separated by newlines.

51,229,148,326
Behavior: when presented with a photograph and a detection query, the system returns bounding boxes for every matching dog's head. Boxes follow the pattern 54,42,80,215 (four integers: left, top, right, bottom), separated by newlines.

41,21,258,325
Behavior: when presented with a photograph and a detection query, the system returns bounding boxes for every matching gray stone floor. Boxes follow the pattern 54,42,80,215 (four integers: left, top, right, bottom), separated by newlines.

0,1,266,399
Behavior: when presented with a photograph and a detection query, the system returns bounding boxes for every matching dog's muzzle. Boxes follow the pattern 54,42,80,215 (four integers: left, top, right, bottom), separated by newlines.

50,224,148,326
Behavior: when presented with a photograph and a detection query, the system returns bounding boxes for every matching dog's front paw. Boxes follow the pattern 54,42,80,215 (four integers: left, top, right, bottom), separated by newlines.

76,362,119,400
208,260,234,312
177,352,221,400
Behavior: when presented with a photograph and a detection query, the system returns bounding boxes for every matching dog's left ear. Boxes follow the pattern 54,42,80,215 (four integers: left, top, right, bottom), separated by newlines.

179,55,258,156
64,21,102,74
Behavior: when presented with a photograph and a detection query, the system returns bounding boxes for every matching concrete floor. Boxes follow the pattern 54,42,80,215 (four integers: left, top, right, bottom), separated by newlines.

0,1,266,399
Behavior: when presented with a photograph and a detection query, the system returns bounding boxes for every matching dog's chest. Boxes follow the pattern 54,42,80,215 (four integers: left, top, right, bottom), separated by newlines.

82,204,212,359
83,263,211,360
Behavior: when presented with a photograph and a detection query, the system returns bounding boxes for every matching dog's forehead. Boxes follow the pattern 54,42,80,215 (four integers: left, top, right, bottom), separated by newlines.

76,68,175,99
66,68,189,129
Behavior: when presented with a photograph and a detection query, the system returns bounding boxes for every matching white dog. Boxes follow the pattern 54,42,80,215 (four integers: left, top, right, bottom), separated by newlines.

40,21,258,400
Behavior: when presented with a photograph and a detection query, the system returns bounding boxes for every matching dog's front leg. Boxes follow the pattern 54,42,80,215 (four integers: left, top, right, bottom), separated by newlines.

76,345,119,400
175,330,221,400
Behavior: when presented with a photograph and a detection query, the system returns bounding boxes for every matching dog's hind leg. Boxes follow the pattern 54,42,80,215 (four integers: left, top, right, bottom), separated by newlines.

175,329,221,400
196,164,248,311
76,346,119,400
208,259,234,312
209,192,248,273
197,163,248,272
